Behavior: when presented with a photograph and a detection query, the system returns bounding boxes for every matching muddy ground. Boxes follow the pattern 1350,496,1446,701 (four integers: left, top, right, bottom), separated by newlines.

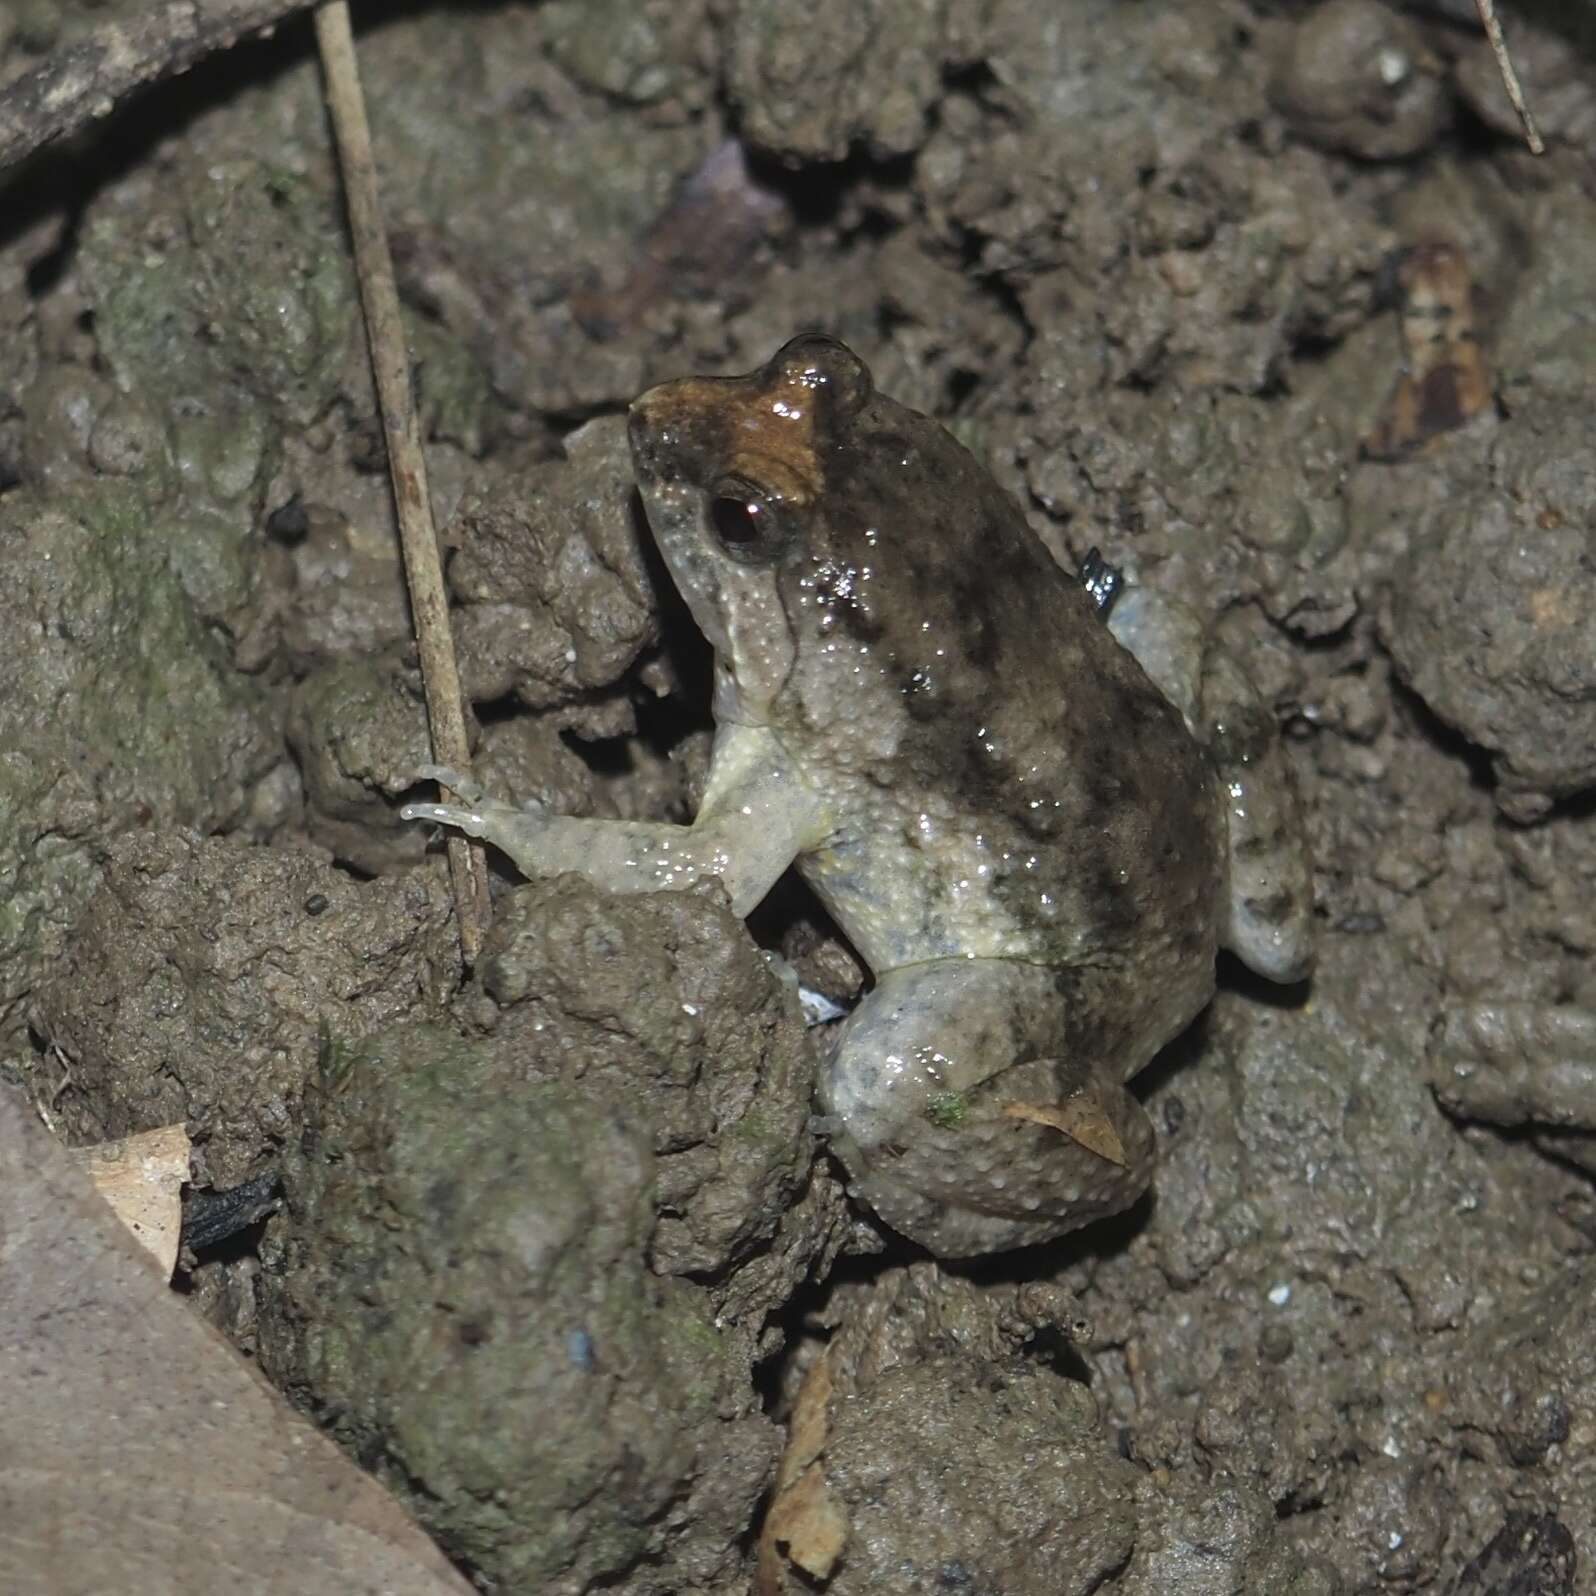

3,1,1595,1591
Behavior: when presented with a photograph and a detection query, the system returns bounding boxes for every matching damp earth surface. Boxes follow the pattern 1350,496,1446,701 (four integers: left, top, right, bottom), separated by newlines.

4,2,1596,1592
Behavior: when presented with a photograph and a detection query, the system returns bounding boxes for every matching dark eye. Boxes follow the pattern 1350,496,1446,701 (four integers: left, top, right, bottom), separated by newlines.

707,480,788,563
711,494,764,549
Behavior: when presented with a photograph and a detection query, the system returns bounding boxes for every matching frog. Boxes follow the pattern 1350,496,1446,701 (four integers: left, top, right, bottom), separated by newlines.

403,334,1315,1257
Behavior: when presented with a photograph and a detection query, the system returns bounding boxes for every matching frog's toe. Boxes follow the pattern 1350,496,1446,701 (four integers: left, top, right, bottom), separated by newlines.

1227,888,1314,985
414,763,485,805
400,781,552,874
400,772,530,834
399,797,491,836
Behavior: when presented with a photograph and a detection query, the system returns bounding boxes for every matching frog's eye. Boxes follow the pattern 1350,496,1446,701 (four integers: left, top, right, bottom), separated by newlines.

707,480,789,564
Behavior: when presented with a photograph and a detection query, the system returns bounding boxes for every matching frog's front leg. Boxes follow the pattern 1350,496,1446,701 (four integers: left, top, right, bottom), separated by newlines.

1107,586,1314,984
402,722,827,918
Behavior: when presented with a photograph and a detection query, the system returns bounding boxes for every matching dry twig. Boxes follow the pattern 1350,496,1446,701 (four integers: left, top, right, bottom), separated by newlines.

0,1,318,176
314,2,490,964
1475,0,1545,155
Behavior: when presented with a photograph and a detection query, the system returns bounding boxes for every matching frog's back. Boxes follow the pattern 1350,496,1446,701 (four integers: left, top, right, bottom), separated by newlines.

781,388,1224,978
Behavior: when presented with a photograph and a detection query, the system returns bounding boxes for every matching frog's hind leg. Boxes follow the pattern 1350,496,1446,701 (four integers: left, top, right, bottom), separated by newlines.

1199,645,1314,982
816,960,1159,1257
1108,587,1314,984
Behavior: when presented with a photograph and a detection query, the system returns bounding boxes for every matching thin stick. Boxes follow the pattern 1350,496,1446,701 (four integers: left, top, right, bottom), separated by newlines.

1476,0,1545,156
314,2,490,965
0,1,318,176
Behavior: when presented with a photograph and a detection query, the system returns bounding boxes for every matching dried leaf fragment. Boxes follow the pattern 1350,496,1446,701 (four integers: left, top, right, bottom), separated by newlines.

1002,1095,1128,1166
756,1346,848,1593
66,1122,190,1279
0,1084,473,1596
763,1465,848,1579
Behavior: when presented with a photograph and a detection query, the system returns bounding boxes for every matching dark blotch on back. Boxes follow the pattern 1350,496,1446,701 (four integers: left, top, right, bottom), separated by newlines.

785,378,1220,962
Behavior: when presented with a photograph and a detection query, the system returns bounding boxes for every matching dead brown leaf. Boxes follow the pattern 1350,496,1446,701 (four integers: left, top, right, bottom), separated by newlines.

1002,1096,1128,1166
67,1122,190,1279
755,1346,848,1593
0,1084,472,1596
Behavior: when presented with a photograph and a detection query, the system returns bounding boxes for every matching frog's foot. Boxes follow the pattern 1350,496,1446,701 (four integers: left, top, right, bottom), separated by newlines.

1431,1002,1596,1132
400,767,548,855
411,763,486,805
1107,586,1314,984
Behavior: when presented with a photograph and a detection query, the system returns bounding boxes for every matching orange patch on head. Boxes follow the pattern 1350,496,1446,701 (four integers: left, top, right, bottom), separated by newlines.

636,368,827,506
724,363,828,505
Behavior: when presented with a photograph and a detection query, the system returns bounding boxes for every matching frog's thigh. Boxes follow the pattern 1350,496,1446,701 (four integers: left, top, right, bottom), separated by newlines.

819,960,1157,1258
1109,588,1313,984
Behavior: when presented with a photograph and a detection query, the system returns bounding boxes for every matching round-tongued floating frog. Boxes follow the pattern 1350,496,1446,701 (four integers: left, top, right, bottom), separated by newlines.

405,334,1314,1258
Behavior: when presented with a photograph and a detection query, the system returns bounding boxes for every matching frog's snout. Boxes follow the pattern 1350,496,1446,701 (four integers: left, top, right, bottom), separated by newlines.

628,378,732,488
626,392,669,480
619,399,651,472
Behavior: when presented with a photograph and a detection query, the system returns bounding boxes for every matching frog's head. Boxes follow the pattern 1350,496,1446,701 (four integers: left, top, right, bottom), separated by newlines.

628,334,873,724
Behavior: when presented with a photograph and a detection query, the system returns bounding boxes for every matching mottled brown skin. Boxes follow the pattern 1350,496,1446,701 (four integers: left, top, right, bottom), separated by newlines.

409,335,1314,1256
